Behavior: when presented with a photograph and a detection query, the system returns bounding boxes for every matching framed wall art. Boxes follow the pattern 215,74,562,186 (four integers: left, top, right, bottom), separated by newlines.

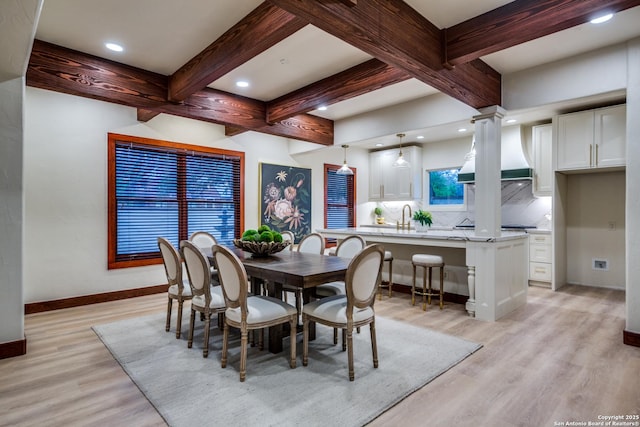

259,162,311,243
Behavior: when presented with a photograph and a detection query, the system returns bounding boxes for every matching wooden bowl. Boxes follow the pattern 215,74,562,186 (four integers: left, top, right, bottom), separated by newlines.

232,239,290,257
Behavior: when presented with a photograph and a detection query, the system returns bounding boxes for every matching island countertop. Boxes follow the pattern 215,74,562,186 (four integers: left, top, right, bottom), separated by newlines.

316,227,528,245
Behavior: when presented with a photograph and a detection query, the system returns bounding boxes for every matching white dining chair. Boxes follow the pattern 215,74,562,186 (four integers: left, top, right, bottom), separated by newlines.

158,237,192,339
180,240,226,358
212,244,298,382
302,244,384,381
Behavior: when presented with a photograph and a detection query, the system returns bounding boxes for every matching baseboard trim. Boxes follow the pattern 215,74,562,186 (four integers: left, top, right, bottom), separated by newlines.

623,329,640,347
25,284,167,314
0,337,27,360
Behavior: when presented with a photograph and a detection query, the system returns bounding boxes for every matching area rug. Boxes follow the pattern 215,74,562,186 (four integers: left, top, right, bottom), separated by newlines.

93,313,481,427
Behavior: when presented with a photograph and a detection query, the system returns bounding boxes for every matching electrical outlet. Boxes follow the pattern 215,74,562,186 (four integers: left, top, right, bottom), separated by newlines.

443,271,449,279
608,221,616,230
593,259,609,271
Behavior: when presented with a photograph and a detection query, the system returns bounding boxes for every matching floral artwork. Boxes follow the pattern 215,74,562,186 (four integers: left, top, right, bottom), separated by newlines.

260,163,311,243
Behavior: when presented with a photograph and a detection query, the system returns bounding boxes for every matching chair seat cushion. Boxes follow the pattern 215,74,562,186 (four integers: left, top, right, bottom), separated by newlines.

226,295,297,325
302,294,374,324
384,250,393,261
314,281,345,297
326,247,337,256
191,286,225,310
412,254,444,266
168,280,192,298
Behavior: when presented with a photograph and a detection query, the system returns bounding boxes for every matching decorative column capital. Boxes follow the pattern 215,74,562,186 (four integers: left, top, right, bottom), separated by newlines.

472,105,506,122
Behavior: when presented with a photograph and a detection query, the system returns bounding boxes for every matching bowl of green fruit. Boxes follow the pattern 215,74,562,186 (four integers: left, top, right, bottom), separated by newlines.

233,225,290,257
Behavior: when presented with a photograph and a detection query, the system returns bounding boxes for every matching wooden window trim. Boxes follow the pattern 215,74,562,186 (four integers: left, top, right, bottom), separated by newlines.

107,133,244,269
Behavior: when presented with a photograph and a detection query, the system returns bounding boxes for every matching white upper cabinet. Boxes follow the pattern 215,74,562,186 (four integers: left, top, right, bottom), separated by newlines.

369,146,422,201
556,104,626,171
532,124,552,197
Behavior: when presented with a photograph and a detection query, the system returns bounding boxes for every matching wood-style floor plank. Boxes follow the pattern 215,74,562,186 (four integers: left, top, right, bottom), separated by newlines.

0,286,638,426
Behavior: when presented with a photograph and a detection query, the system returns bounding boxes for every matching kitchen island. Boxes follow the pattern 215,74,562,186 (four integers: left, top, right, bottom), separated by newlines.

317,227,529,322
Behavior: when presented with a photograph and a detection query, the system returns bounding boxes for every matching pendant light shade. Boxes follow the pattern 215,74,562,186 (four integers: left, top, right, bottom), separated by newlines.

392,133,410,168
336,144,354,175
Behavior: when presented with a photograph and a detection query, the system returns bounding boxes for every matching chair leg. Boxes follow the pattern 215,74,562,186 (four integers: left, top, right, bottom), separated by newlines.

342,329,347,351
428,267,433,306
370,319,378,369
289,317,297,369
388,260,393,298
440,266,445,309
258,328,264,351
240,328,248,382
187,309,196,348
175,299,183,339
333,328,338,345
221,322,229,368
203,313,211,358
302,316,309,366
347,327,355,381
165,297,172,332
422,266,428,311
411,264,417,306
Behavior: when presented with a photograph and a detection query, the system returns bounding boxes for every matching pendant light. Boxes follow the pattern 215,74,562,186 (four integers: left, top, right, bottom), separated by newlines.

392,133,410,168
336,144,354,175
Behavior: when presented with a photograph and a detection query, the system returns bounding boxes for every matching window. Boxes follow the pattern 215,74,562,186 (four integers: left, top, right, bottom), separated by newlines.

108,133,244,269
425,168,466,211
324,164,356,234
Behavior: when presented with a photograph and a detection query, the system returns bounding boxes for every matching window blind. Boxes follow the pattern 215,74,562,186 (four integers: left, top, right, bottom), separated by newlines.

325,165,355,230
109,135,243,268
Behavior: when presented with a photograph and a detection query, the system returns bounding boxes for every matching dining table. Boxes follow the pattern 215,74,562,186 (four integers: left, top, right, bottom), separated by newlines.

203,246,350,353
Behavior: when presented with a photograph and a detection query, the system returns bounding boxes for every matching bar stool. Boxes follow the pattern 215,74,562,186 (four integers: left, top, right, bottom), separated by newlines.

411,254,445,311
378,250,394,300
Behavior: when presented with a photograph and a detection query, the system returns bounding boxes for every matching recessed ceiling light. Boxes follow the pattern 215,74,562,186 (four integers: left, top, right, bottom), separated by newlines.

105,42,123,52
236,80,250,88
375,143,383,147
458,128,467,133
590,13,613,24
317,106,328,111
416,135,424,139
506,119,517,124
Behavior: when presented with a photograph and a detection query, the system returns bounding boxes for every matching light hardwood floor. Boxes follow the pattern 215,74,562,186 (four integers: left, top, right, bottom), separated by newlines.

1,285,638,426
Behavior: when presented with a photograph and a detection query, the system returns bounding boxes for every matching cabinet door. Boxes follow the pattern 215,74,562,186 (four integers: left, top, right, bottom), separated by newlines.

556,110,594,170
594,105,626,168
532,124,552,196
368,151,384,200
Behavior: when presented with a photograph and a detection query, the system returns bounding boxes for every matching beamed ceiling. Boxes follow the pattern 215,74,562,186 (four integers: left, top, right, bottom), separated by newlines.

27,0,640,146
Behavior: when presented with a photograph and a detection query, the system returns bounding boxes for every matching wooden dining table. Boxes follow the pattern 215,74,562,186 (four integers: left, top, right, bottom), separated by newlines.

204,246,350,353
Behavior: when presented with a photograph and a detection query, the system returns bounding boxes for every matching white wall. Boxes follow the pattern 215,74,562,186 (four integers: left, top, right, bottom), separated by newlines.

23,87,345,303
566,172,626,289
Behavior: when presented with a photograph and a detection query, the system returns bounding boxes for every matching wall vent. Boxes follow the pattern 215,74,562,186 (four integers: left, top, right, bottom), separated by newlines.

592,258,609,271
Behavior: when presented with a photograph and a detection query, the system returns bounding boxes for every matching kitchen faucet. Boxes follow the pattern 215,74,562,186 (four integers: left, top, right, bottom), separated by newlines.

398,204,412,231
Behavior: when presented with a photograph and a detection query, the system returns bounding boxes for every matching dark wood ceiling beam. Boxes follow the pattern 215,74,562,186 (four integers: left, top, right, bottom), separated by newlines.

266,58,411,123
137,109,160,122
269,0,501,109
444,0,640,67
27,40,333,145
168,2,307,102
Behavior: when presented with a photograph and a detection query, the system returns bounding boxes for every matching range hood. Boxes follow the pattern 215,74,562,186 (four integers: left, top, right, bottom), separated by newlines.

458,125,533,183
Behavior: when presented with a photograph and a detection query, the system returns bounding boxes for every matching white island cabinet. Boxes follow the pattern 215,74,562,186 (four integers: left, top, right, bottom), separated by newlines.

317,227,529,322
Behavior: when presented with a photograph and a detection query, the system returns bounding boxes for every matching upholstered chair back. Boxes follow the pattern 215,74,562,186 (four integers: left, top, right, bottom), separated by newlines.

297,232,325,254
335,235,366,259
189,231,217,250
211,244,249,314
158,237,182,290
180,240,212,303
346,244,384,310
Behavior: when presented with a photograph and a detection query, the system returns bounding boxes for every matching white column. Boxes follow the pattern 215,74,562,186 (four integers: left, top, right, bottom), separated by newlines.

0,77,25,346
473,106,505,237
625,38,640,338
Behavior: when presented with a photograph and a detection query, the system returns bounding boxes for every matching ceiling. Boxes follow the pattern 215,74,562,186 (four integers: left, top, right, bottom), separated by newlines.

32,0,640,147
